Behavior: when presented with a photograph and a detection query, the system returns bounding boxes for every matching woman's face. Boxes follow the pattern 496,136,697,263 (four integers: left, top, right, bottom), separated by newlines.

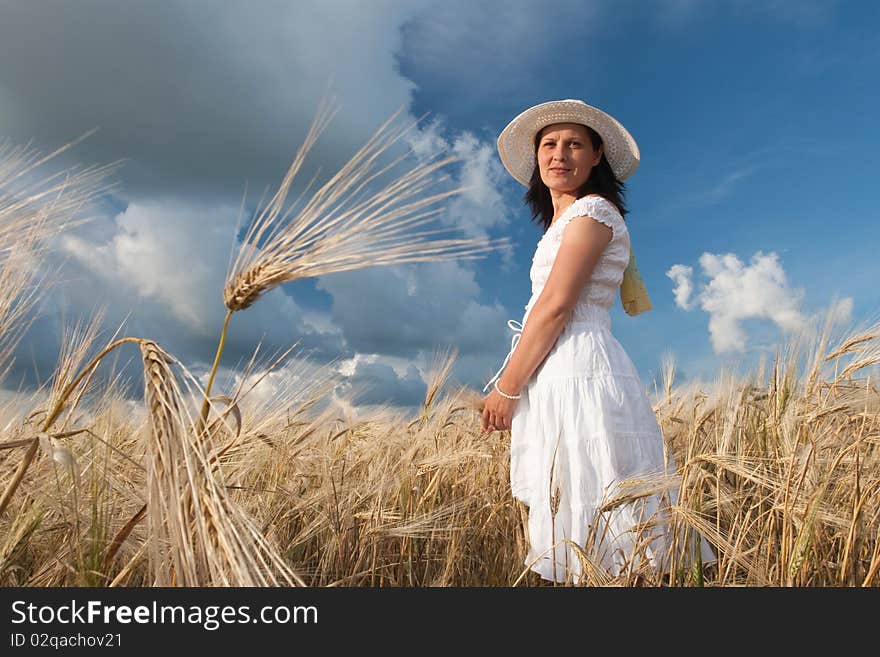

536,123,602,194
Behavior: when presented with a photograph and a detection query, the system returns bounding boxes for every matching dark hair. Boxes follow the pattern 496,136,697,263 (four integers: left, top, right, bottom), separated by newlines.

524,124,628,232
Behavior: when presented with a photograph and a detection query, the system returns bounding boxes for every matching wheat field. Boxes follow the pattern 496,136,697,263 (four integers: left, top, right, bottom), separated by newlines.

0,124,878,588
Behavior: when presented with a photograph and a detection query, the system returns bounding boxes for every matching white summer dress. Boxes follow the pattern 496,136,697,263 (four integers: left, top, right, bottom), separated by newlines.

486,194,717,584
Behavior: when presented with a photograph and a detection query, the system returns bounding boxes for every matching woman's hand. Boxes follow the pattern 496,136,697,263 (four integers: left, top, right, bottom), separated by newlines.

480,387,520,434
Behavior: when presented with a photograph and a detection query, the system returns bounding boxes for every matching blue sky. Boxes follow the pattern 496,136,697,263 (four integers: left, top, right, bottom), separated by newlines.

401,0,880,385
0,1,877,410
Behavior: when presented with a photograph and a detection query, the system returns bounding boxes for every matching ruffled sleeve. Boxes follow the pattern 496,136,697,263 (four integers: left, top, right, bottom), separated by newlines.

564,195,624,241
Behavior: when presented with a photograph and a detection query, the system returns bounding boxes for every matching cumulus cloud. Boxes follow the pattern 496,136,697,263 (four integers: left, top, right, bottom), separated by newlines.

17,190,509,408
406,120,511,245
344,359,427,408
666,264,695,310
667,251,807,353
11,196,346,395
0,1,433,201
198,352,342,420
316,260,508,359
311,257,521,408
0,1,523,409
59,199,231,334
448,134,509,235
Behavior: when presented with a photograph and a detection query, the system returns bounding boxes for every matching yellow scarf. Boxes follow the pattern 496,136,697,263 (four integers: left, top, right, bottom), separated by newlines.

620,244,652,316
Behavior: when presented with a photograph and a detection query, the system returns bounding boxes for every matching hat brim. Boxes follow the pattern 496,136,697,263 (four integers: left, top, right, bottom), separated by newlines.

497,99,640,187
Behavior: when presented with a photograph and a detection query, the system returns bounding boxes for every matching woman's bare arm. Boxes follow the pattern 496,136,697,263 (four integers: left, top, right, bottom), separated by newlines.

496,215,612,395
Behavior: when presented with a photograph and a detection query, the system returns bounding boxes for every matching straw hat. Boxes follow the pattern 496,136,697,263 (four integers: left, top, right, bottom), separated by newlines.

497,99,640,186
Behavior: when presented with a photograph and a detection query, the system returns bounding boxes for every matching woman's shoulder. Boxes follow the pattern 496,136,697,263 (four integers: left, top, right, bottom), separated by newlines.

573,194,622,217
568,194,626,235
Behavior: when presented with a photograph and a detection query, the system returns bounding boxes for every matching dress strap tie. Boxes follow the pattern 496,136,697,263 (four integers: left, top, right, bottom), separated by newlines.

483,319,524,393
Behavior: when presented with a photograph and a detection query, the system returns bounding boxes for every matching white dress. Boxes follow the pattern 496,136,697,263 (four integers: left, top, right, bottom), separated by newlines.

487,194,717,584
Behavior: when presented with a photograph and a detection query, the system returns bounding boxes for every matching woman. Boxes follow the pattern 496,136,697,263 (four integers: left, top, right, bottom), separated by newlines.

481,99,716,584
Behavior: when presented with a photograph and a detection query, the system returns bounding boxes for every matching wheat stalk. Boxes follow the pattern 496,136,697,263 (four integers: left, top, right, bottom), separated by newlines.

0,133,119,389
198,100,509,426
0,134,119,514
139,340,305,585
224,99,506,313
0,131,120,258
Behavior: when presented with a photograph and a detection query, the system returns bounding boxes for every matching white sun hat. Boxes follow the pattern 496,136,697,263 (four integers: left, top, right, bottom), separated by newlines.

497,99,640,186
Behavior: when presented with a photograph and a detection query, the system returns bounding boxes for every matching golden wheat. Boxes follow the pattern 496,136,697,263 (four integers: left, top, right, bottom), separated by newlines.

224,100,508,312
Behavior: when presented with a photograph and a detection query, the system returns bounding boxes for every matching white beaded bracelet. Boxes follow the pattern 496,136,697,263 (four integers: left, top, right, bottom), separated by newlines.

494,380,521,400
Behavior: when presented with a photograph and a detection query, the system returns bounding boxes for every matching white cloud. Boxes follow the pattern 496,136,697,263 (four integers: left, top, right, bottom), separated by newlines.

407,120,510,242
315,258,512,403
60,200,233,333
343,359,426,407
38,197,344,377
0,1,522,408
51,194,511,406
0,1,435,200
668,251,806,353
666,264,695,310
316,259,508,358
448,133,509,235
406,120,450,161
198,353,341,419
